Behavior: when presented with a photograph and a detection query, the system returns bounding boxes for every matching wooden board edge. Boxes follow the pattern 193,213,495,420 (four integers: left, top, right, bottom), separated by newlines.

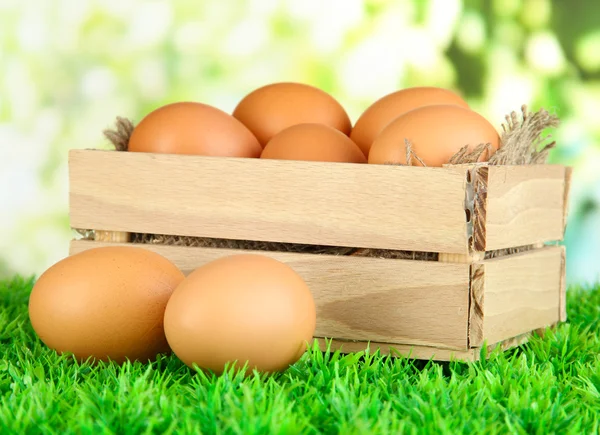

559,245,567,322
472,166,489,252
468,263,485,348
563,166,573,235
93,230,131,242
316,338,477,362
483,331,531,355
481,321,559,356
317,322,559,363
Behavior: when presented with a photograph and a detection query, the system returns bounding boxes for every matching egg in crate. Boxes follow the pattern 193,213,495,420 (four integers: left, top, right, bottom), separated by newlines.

260,123,366,163
28,246,185,364
368,104,501,167
350,86,470,157
163,254,317,375
128,101,262,157
232,82,352,147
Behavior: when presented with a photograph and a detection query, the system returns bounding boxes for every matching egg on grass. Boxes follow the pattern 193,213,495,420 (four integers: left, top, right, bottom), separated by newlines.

28,246,185,364
163,254,317,376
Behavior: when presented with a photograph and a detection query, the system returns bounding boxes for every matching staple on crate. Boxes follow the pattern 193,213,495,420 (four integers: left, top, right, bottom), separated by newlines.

93,104,560,259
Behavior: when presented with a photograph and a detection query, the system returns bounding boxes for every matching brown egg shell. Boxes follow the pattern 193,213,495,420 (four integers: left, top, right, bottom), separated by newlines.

368,104,500,167
28,246,185,364
128,101,262,157
350,86,469,157
260,123,366,164
232,82,352,147
163,254,317,376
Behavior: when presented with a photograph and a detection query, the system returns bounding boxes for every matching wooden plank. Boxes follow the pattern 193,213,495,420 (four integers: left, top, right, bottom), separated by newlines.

316,338,477,362
438,252,484,264
320,325,553,362
559,247,567,322
481,246,563,345
483,322,558,357
471,166,489,252
469,263,485,347
563,166,573,233
94,231,130,242
68,149,471,254
70,240,471,349
484,165,567,250
482,331,532,357
559,167,570,322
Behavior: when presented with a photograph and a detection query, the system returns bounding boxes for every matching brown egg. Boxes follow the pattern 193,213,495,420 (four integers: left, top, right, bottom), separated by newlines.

368,104,500,167
232,82,352,147
163,254,316,375
260,123,366,163
350,86,469,157
28,246,185,364
128,102,262,157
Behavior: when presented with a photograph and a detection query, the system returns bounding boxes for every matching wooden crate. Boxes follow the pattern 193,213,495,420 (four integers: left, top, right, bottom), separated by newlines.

67,149,572,362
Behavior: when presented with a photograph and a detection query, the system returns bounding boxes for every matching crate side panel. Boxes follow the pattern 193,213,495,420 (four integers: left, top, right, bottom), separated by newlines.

485,165,566,250
482,246,563,345
69,150,470,253
70,240,471,349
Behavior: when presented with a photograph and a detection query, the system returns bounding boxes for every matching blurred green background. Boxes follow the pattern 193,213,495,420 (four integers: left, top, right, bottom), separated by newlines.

1,0,599,285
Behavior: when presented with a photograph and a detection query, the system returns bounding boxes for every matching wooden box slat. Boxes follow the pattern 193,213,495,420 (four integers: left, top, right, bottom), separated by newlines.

559,247,567,322
318,329,536,362
483,165,567,251
69,150,472,254
469,245,564,347
70,240,471,350
316,338,478,362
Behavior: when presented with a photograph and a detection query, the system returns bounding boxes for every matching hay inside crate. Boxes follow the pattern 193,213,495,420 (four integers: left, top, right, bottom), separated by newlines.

68,146,571,362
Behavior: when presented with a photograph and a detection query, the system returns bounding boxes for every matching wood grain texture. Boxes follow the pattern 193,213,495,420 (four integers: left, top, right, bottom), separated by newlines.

559,247,567,322
563,166,573,234
484,331,532,356
485,165,567,250
316,338,477,362
481,246,563,345
483,322,557,356
472,166,489,252
469,263,485,348
318,327,543,362
70,239,471,349
68,150,471,253
438,252,485,264
94,230,130,242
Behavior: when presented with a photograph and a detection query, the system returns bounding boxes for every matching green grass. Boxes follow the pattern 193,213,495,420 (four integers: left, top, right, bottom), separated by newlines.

1,277,599,434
